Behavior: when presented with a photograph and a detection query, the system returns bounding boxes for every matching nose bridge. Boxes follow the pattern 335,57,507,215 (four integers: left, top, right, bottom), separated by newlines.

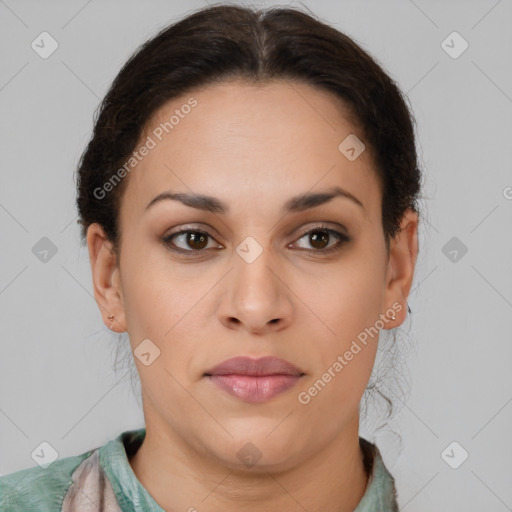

218,233,293,332
233,234,280,306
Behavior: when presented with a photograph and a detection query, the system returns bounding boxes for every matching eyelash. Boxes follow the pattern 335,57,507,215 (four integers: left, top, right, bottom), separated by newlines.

162,224,351,256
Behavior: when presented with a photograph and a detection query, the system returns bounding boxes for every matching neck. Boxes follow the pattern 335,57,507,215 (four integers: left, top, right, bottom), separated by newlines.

129,415,369,512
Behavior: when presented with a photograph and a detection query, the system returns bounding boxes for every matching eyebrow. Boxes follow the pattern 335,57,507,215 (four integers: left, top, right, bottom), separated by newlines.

144,186,364,214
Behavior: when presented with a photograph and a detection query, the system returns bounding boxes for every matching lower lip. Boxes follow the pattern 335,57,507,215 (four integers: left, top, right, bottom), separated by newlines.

208,374,302,403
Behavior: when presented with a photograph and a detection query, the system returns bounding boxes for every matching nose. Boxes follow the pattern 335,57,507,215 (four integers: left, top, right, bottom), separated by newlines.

217,245,294,335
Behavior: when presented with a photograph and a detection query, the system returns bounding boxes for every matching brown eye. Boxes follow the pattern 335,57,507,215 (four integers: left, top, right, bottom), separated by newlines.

163,230,219,252
293,226,350,254
309,231,330,250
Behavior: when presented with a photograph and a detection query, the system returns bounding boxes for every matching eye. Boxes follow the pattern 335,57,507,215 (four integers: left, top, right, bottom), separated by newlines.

162,224,350,256
292,224,350,254
163,229,222,253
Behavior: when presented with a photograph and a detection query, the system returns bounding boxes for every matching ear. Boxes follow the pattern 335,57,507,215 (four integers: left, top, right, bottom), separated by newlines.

383,208,419,328
86,223,126,332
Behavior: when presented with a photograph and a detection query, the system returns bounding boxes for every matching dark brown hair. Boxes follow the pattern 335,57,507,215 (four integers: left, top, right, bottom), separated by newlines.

75,3,422,255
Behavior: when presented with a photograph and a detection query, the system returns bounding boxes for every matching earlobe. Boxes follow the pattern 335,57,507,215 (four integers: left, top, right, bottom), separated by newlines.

86,223,126,332
384,208,419,327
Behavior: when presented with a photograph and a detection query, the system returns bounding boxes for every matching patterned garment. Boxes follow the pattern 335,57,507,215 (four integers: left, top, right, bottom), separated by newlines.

0,429,399,511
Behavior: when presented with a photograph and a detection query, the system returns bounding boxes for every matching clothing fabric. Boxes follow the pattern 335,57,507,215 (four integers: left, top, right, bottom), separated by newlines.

0,428,399,511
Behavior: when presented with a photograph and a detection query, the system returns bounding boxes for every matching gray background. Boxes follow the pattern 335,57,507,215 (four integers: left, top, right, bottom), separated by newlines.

1,0,511,510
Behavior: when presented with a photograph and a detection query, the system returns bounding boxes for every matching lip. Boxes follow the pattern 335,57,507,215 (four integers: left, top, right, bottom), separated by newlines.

204,356,305,403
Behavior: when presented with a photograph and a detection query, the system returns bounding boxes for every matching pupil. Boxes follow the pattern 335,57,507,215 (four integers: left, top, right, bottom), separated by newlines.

311,231,328,249
188,232,207,249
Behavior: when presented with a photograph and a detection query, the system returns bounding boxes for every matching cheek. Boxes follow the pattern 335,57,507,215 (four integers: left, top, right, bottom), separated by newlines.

120,239,190,335
309,255,385,345
296,252,385,401
120,248,212,373
125,278,208,362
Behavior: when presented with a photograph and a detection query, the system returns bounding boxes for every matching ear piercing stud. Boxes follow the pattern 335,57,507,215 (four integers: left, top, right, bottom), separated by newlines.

107,314,114,330
389,302,412,322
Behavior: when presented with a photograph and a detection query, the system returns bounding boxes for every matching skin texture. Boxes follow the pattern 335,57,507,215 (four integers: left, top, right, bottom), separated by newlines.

87,79,418,512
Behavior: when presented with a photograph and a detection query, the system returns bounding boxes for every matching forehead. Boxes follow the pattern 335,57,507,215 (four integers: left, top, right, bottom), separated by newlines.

121,79,380,222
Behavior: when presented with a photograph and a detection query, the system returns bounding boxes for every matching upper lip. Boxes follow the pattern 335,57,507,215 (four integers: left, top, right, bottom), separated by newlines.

204,356,305,377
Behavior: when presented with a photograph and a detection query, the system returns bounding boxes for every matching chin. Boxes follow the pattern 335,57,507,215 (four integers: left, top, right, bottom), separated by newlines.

210,425,306,473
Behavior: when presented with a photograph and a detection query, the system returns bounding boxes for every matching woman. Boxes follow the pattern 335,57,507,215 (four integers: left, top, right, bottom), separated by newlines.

0,3,420,511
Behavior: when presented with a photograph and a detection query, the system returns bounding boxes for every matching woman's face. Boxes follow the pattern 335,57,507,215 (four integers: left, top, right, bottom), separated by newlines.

88,79,417,471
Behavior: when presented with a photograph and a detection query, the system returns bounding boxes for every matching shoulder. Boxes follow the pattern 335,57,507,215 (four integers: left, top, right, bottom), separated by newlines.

0,429,146,512
356,437,400,511
0,447,96,512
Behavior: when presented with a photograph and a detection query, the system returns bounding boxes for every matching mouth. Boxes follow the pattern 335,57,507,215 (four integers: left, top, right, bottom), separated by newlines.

204,356,305,403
